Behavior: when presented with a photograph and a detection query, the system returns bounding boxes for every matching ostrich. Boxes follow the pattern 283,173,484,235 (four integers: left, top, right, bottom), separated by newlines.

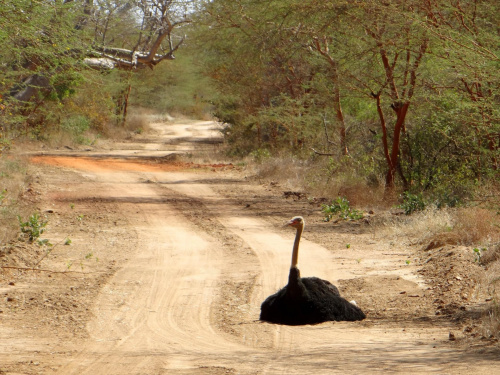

260,216,366,325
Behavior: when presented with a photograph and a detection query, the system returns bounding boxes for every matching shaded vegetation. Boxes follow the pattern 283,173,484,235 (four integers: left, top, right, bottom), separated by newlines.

193,0,499,200
0,0,498,203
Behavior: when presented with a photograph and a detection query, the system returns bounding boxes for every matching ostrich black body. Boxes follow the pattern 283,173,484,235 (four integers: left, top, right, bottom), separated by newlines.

260,267,366,325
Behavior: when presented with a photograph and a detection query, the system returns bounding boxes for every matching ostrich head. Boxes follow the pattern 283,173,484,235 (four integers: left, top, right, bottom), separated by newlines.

287,216,304,229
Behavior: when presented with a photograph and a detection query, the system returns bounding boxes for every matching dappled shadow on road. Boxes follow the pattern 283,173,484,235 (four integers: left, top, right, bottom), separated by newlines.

157,178,243,185
253,343,500,373
30,155,235,173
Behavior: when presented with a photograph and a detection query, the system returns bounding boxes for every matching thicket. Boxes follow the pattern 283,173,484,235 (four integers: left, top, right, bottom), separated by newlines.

1,0,498,204
0,0,205,153
193,0,500,201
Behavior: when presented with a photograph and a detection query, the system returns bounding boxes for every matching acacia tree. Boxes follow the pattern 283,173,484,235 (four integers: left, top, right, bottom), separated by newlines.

1,0,192,134
194,0,498,196
332,1,430,192
421,0,500,175
0,0,88,136
85,0,191,70
197,0,433,187
194,0,319,151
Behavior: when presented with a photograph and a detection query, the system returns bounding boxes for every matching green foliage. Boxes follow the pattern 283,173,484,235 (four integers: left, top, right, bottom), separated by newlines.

18,213,48,243
322,197,364,222
0,0,90,134
399,192,426,215
250,149,271,162
194,0,500,199
473,247,486,263
48,71,84,102
130,53,216,117
61,115,91,144
0,134,12,154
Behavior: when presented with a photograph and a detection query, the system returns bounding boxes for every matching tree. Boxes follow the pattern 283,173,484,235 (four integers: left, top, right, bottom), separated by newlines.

0,0,193,136
423,0,500,175
0,0,89,135
194,0,498,196
85,0,192,70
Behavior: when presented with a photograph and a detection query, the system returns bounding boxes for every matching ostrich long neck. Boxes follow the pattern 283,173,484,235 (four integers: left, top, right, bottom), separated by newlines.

291,224,303,269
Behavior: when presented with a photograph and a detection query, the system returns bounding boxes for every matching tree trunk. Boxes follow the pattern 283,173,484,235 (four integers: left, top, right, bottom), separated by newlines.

385,102,410,190
121,83,132,126
373,93,392,171
334,87,348,156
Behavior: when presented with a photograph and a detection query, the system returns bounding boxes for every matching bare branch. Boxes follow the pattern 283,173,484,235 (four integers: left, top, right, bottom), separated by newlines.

311,148,335,156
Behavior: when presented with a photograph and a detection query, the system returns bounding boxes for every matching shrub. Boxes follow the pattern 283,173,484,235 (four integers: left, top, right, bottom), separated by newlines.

60,115,91,144
18,213,48,243
322,197,364,221
250,148,271,162
399,191,426,215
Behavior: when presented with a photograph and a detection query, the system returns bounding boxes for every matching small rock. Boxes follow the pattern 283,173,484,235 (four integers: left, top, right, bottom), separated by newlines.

449,332,456,341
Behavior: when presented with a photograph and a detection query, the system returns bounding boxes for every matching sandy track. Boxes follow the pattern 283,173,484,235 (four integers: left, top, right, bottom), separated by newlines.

6,120,499,374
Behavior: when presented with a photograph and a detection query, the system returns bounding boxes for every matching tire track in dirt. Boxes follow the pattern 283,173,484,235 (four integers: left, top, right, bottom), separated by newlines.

52,174,253,374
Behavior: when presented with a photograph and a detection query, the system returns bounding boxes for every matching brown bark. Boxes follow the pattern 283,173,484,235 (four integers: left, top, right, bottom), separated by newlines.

122,83,132,126
373,92,392,171
335,88,348,156
366,23,427,192
386,102,410,189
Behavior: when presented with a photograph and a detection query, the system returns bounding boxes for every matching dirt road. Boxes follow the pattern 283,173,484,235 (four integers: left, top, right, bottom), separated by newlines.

2,119,499,374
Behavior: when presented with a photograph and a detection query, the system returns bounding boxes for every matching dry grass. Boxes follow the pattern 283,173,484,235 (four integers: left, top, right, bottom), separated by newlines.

0,156,32,245
124,115,149,134
453,207,500,247
382,207,455,244
384,205,500,247
98,107,165,141
124,107,158,134
253,156,312,192
483,261,500,339
253,155,389,210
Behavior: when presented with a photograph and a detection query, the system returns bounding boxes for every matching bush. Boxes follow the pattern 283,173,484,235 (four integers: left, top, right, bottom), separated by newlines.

322,197,364,221
399,191,426,215
18,213,48,243
60,115,91,144
250,148,271,163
